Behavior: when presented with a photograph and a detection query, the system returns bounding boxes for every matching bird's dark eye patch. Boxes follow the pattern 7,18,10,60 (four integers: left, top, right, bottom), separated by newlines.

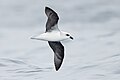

66,34,70,36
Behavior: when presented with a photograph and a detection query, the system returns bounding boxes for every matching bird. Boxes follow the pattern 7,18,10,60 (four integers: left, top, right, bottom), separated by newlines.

31,7,73,71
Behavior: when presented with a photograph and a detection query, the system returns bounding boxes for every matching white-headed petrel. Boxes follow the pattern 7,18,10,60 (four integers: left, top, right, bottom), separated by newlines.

31,7,73,71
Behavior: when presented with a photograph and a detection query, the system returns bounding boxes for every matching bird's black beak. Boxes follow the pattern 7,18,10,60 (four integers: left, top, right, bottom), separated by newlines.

70,36,73,40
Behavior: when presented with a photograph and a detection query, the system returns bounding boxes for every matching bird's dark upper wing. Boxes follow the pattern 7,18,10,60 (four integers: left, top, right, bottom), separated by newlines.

45,7,59,32
48,41,64,71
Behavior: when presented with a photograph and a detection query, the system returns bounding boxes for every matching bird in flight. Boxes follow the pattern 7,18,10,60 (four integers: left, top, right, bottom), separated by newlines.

31,7,73,71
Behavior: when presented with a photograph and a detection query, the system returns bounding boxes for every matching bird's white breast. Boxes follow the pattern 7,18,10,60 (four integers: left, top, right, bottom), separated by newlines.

34,31,67,41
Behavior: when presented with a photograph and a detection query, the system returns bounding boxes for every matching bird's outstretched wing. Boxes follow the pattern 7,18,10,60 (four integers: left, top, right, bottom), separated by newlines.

45,7,59,32
48,41,64,71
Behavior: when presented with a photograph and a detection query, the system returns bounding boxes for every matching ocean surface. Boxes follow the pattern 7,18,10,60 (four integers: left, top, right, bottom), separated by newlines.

0,0,120,80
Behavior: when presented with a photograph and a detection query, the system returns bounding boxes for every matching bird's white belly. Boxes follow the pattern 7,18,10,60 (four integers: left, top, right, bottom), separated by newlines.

37,32,65,41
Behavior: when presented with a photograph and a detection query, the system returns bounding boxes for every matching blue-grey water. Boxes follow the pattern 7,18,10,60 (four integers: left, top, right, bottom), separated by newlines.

0,0,120,80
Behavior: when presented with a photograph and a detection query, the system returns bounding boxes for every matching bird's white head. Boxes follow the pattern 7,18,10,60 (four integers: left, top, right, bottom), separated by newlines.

61,32,73,40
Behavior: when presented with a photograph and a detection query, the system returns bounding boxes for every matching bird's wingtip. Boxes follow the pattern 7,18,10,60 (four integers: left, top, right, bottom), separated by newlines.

55,64,61,71
45,6,51,10
55,67,60,71
45,6,48,9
